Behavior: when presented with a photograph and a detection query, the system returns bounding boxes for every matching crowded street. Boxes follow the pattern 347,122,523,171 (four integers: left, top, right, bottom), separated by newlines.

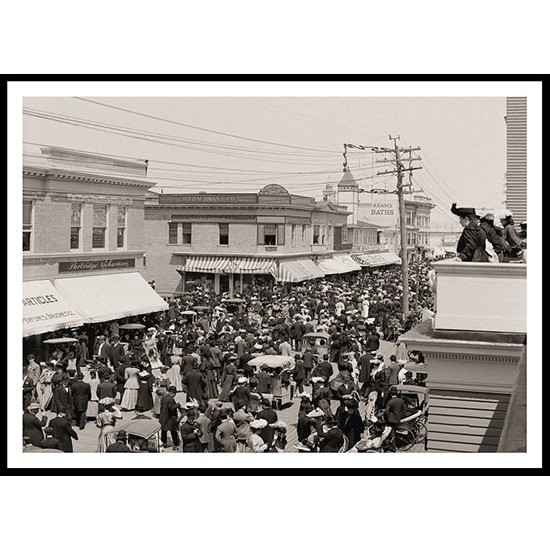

23,262,434,454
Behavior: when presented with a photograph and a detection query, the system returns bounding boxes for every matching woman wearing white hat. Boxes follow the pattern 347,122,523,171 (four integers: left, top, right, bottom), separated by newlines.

247,419,268,452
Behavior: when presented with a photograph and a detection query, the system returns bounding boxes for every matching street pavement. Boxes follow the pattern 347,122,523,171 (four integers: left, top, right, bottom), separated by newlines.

39,338,402,454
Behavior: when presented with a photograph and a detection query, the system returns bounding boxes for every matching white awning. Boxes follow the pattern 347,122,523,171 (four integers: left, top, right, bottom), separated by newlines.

332,254,362,273
351,252,402,267
276,258,325,283
23,279,90,337
54,272,168,323
228,257,277,274
181,256,231,273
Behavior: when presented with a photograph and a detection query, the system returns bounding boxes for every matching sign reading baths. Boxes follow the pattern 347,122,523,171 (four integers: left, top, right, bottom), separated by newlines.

59,258,136,273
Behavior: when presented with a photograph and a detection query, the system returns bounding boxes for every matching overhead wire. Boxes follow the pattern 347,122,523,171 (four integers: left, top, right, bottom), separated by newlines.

24,108,339,160
73,97,340,154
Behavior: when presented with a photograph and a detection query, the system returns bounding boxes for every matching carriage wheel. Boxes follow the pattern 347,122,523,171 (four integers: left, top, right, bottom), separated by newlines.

395,427,415,451
416,421,428,449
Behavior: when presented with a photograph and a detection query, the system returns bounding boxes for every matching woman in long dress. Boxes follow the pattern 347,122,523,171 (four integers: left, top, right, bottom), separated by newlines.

96,402,123,452
218,362,236,402
203,356,219,400
167,355,183,392
36,365,55,412
136,364,155,412
120,364,140,411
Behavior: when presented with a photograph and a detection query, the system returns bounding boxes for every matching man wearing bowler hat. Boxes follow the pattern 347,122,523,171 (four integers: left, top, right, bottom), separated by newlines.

159,385,182,450
106,430,130,452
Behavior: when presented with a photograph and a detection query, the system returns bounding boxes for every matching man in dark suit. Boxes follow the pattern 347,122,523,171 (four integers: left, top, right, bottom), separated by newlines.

256,398,278,447
94,334,111,360
106,430,130,452
50,380,74,421
160,386,182,450
182,366,206,404
384,386,406,452
71,373,92,429
49,411,79,452
23,402,47,446
96,376,117,413
38,426,62,450
108,334,126,369
312,354,334,384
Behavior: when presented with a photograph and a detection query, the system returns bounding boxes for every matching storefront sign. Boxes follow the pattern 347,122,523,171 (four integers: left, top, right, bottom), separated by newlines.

59,258,136,273
159,194,258,204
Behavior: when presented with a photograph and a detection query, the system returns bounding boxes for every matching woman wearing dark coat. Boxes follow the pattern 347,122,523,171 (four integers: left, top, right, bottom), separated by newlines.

451,203,489,262
218,362,236,402
136,365,155,412
49,412,79,452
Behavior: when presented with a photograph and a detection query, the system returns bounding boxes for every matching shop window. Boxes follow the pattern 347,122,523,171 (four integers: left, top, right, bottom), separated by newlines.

92,204,108,249
23,199,33,252
219,223,229,245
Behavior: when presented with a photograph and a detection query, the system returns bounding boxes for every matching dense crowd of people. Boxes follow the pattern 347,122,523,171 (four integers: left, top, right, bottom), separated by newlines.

23,260,435,453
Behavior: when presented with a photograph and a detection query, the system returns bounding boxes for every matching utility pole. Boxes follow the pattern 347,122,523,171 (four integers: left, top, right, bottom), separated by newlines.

373,136,422,319
341,138,422,318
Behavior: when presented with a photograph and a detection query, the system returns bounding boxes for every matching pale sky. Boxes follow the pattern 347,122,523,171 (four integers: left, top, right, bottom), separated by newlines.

22,95,507,228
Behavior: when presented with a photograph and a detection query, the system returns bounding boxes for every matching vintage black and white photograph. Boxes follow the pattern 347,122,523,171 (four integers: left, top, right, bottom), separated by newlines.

9,80,541,469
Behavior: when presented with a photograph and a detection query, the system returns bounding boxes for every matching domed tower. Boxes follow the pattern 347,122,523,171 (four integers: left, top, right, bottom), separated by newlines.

337,168,359,224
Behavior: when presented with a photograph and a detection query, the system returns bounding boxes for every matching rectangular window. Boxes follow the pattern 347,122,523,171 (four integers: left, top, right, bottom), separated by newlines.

182,223,192,244
117,206,127,248
291,224,296,247
264,224,277,246
313,225,320,245
301,225,306,243
341,226,348,243
70,203,81,250
168,222,178,244
23,199,33,252
92,204,108,249
219,223,229,245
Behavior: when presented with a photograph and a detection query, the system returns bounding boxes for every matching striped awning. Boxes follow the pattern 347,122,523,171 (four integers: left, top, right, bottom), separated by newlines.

351,252,401,267
229,257,276,274
276,258,325,283
178,256,277,274
318,254,362,274
181,256,231,273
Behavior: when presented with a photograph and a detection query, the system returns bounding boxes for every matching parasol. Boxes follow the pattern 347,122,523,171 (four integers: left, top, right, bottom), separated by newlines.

119,323,146,330
193,305,211,311
181,310,197,315
42,337,79,344
247,355,295,368
225,298,245,303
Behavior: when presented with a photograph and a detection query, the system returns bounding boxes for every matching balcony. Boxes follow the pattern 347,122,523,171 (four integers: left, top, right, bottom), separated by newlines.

433,259,526,333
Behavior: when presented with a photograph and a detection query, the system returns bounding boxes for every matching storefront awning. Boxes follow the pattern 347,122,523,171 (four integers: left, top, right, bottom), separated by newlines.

177,256,277,275
23,279,90,337
181,256,231,273
328,254,362,273
54,272,168,323
276,258,325,283
229,257,276,274
351,252,402,267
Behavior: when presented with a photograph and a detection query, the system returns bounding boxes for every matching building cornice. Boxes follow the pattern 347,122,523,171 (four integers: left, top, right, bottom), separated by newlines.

23,165,156,189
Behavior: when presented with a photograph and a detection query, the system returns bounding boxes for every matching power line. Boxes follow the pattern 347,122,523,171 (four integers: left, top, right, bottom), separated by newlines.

23,108,338,159
73,97,340,154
